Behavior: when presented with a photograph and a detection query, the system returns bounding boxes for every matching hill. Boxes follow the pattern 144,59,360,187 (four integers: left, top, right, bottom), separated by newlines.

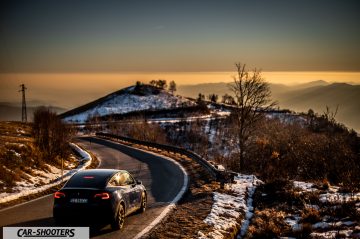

60,84,195,123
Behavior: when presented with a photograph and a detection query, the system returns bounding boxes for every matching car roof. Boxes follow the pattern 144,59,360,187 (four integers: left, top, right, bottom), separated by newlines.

74,169,127,177
63,169,129,189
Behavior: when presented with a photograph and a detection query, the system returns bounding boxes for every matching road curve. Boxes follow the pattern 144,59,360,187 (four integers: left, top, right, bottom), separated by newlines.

0,137,186,239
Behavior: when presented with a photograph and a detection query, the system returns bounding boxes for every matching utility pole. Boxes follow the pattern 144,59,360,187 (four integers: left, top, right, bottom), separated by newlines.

19,84,27,122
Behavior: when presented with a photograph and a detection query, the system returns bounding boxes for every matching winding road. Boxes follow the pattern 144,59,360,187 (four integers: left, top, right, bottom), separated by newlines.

0,137,187,239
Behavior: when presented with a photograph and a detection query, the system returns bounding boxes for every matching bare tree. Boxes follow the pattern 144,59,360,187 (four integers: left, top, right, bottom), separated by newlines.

33,107,72,161
197,93,205,103
208,93,218,103
229,63,276,171
168,80,177,95
323,105,339,124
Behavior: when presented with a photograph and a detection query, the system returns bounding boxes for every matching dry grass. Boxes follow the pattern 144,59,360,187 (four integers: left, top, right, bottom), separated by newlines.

247,179,360,238
301,207,321,224
322,201,360,221
0,122,37,189
245,209,290,239
246,180,320,238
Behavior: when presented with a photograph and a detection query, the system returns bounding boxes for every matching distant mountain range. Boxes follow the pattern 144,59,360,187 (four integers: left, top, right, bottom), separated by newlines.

178,80,360,132
0,102,66,122
177,80,330,99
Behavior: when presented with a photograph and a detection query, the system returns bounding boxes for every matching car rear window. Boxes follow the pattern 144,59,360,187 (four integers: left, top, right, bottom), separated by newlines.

64,174,109,188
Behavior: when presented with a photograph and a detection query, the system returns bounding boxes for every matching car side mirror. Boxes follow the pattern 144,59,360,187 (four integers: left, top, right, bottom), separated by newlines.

136,180,142,185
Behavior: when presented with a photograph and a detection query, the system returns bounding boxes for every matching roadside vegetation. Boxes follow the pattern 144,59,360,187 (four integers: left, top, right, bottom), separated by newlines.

0,107,75,194
0,121,36,190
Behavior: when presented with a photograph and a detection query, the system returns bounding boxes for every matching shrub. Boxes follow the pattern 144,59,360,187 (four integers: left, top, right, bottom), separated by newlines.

301,207,321,224
237,117,360,186
245,209,290,239
323,201,360,221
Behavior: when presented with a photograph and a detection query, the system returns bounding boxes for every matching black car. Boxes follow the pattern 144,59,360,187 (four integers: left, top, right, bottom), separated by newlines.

53,169,147,230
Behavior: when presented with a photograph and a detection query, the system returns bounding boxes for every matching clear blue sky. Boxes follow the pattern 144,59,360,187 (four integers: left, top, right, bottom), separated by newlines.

1,0,359,72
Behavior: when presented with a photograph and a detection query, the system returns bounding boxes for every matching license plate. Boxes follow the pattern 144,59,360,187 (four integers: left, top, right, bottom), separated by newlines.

70,198,88,203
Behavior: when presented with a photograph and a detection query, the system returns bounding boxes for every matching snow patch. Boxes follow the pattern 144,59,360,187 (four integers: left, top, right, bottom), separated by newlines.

293,181,317,192
285,180,360,238
319,192,360,204
9,149,21,158
198,174,262,239
285,215,302,231
310,230,354,238
313,221,331,229
216,165,225,171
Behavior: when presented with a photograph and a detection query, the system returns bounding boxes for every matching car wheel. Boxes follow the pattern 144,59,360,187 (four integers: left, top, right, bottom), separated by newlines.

138,192,147,213
111,203,125,230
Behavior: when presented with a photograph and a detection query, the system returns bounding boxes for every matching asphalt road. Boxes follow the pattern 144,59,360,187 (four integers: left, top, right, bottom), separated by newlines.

0,137,185,239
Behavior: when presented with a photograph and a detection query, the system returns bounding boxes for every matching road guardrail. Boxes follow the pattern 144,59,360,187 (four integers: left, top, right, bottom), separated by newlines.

96,132,236,183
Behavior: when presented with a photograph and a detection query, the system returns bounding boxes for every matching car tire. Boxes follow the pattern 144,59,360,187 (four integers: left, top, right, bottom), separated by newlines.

138,192,147,213
111,203,125,230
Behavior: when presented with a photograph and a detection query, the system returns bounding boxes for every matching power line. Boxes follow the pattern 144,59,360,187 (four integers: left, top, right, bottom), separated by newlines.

19,84,27,122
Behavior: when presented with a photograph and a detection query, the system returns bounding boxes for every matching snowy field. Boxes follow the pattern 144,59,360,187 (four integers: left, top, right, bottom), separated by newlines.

196,176,359,239
283,181,360,238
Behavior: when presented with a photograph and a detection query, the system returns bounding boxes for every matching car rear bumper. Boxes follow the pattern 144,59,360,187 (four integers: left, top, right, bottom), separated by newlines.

53,203,114,223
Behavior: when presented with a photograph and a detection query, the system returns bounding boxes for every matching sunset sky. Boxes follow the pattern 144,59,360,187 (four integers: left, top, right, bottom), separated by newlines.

0,0,360,108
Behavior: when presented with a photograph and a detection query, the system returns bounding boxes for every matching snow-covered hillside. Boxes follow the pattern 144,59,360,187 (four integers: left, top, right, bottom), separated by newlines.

63,85,195,123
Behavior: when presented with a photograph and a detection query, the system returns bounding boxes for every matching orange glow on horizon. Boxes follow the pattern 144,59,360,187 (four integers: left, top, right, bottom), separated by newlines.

1,71,359,108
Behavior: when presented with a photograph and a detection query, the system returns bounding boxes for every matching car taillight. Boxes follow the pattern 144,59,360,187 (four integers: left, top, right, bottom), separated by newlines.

94,192,110,200
54,191,65,199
